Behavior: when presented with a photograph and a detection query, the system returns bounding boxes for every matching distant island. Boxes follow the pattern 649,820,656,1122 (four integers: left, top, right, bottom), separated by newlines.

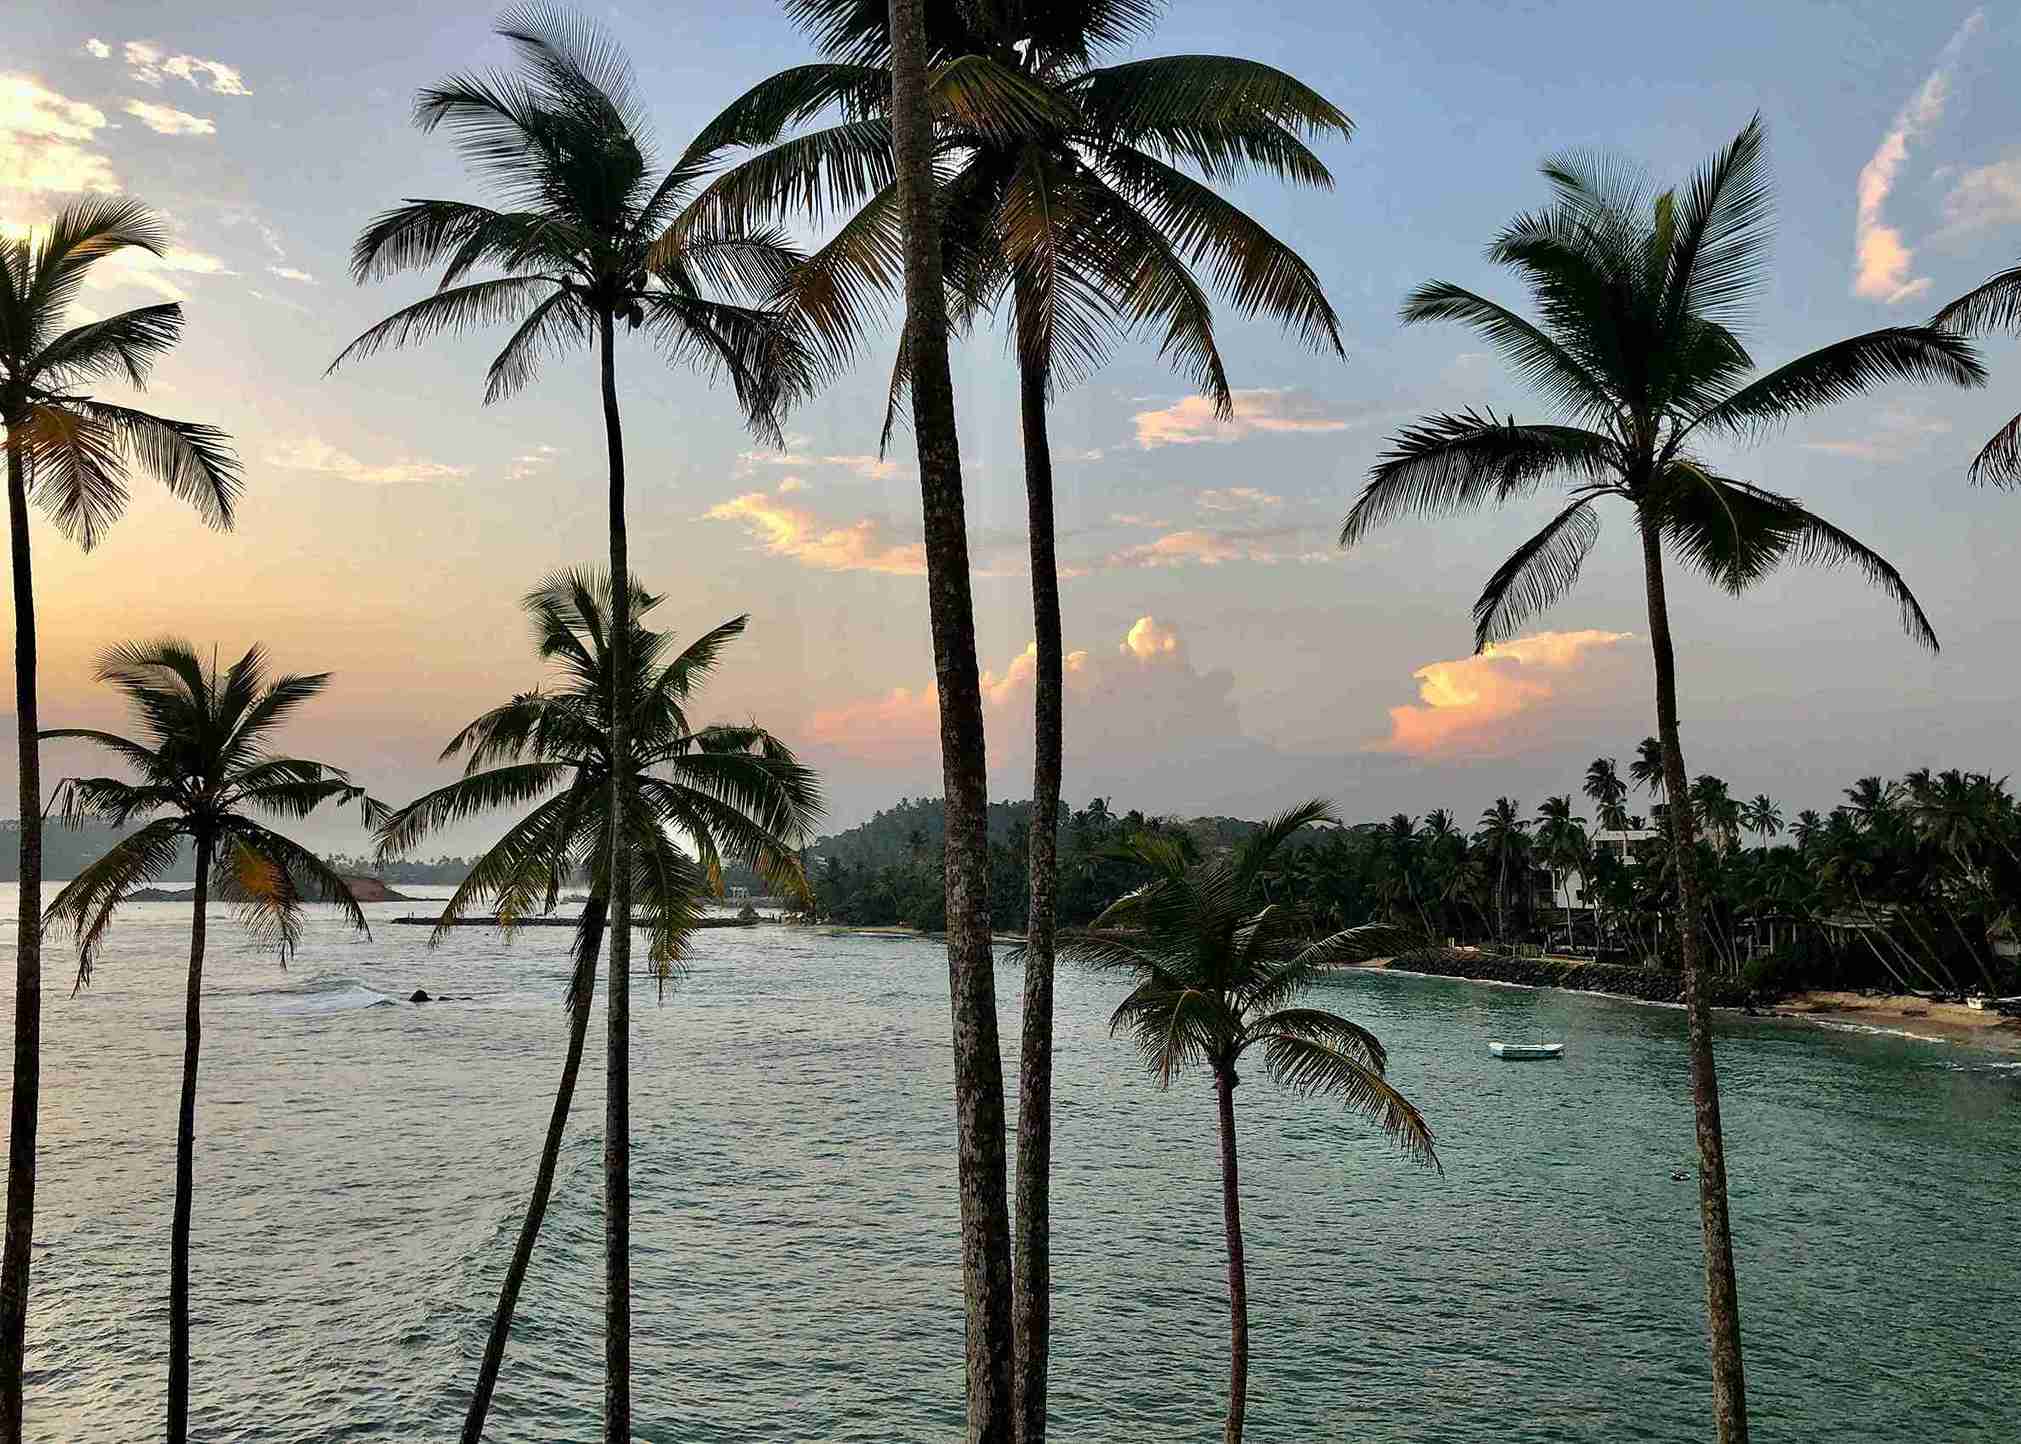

123,876,414,904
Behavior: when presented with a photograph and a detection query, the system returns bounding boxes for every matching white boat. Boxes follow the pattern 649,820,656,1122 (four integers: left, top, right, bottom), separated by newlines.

1489,1041,1564,1061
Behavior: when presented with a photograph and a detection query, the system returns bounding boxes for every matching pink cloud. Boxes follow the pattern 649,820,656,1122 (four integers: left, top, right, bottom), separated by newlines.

705,491,925,575
1133,388,1351,448
1373,630,1634,759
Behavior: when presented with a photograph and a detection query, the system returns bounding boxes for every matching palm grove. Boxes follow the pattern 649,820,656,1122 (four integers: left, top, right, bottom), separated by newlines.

1,6,2015,1444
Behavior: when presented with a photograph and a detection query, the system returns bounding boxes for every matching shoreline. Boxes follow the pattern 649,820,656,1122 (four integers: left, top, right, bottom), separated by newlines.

1349,954,2021,1058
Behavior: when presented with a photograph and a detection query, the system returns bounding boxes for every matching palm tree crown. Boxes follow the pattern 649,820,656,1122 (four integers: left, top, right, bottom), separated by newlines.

378,569,822,991
330,2,821,431
1338,116,1983,653
1932,257,2021,485
1,198,240,548
42,641,377,983
693,0,1350,421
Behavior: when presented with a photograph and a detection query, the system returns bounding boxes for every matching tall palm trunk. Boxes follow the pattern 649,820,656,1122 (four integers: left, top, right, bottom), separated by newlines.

1011,336,1060,1444
596,312,634,1444
888,2,1015,1437
462,895,606,1444
1213,1065,1248,1444
167,832,212,1444
1,438,40,1444
1637,514,1748,1444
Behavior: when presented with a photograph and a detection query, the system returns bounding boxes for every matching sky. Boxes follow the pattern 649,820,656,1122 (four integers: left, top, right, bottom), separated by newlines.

3,0,2020,855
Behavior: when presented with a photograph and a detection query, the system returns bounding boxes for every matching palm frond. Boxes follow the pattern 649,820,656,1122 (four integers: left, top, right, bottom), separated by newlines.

1471,497,1602,647
1341,410,1617,546
1964,409,2021,489
1932,258,2021,336
30,303,183,389
328,276,560,374
1684,326,1983,441
1252,1031,1439,1168
1401,281,1613,421
43,817,187,990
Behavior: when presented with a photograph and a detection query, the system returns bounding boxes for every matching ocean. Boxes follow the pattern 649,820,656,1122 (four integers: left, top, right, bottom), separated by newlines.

2,884,2015,1441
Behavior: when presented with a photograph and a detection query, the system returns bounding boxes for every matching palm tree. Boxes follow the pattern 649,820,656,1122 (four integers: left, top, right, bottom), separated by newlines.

1791,809,1824,854
1474,798,1529,943
376,570,819,1444
1056,800,1436,1444
1690,775,1742,853
331,10,820,1431
1535,795,1589,949
885,0,1016,1434
0,198,241,1429
1630,736,1668,805
1933,258,2021,486
1334,116,1983,1442
694,14,1350,1425
40,641,373,1444
1740,794,1782,848
1585,757,1630,832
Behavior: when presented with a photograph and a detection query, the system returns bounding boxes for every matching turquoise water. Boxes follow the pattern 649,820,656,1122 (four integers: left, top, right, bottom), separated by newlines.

2,883,2016,1441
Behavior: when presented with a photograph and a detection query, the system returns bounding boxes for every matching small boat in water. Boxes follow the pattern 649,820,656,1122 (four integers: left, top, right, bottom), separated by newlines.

1489,1041,1564,1061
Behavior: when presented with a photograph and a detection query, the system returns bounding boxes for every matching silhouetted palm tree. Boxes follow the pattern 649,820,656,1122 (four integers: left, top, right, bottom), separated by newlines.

0,198,241,1427
1585,757,1630,832
1933,258,2021,485
377,570,819,1443
884,0,1016,1434
1474,797,1529,943
1740,795,1782,848
1535,795,1588,948
332,10,821,1431
1335,116,1983,1442
42,642,373,1444
694,13,1351,1420
1056,800,1436,1444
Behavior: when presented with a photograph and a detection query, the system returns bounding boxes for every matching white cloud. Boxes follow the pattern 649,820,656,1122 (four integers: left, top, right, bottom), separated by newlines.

1134,388,1352,448
1197,486,1283,513
266,265,315,284
125,43,251,96
0,73,117,194
1852,10,1984,304
1105,524,1329,569
809,616,1242,773
83,242,231,300
737,447,906,481
506,444,560,480
84,39,112,60
1939,156,2021,235
122,98,214,136
705,491,925,575
1800,408,1952,462
268,438,468,486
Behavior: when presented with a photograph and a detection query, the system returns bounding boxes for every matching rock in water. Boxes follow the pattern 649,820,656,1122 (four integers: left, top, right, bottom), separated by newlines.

409,989,432,1004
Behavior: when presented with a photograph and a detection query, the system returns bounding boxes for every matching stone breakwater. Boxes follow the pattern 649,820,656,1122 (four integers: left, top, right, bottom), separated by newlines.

1385,947,1755,1008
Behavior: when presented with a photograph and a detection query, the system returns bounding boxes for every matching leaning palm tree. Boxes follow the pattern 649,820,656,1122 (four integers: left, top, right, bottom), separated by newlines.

1336,116,1984,1443
1933,258,2021,485
330,9,821,1431
376,570,819,1444
40,641,373,1444
0,197,241,1428
1055,799,1437,1444
692,12,1351,1424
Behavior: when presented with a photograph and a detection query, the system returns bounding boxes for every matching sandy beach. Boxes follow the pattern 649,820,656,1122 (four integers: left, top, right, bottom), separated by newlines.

1772,991,2021,1055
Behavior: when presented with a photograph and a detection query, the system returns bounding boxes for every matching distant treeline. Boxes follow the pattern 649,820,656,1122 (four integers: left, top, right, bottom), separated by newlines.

0,820,191,881
322,853,477,885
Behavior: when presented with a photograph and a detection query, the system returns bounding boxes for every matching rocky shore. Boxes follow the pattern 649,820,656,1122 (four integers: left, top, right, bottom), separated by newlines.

1375,945,1755,1007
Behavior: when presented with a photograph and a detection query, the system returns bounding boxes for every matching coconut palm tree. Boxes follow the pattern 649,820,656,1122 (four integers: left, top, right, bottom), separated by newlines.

1334,116,1984,1442
0,198,241,1430
693,14,1350,1423
1535,795,1589,949
1740,794,1782,848
1585,757,1630,832
1690,775,1742,853
40,641,373,1444
331,10,821,1431
1932,258,2021,486
375,569,819,1444
1056,799,1436,1444
884,0,1016,1434
1474,797,1529,943
1629,736,1668,806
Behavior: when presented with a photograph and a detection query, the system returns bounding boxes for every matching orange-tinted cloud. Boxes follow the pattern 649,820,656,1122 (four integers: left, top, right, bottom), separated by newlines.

1374,629,1633,759
1133,388,1350,448
705,490,925,575
0,74,118,194
267,436,467,486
